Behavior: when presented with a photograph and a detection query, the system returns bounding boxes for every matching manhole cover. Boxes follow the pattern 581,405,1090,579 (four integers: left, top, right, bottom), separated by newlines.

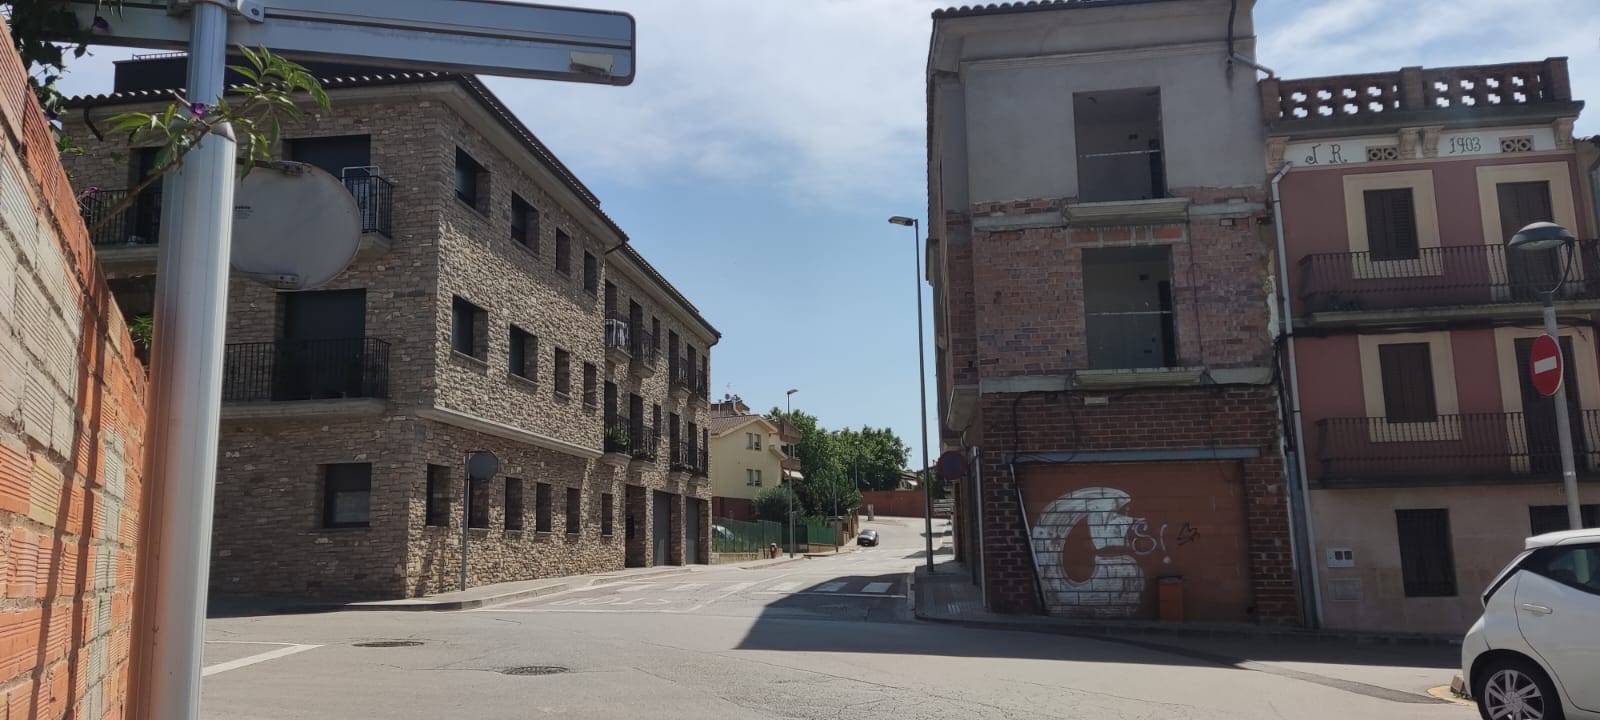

499,666,569,676
352,640,423,648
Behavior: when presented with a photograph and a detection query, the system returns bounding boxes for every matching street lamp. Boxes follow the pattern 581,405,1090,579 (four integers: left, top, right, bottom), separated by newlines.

786,388,798,558
889,215,936,572
1509,221,1584,530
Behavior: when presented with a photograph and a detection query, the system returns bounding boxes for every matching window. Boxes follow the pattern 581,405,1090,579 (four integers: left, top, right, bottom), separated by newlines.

535,482,552,532
505,478,525,531
321,463,371,528
752,433,761,450
451,296,486,360
1396,509,1457,597
583,252,598,294
554,348,571,396
601,493,615,536
651,317,662,352
509,326,535,380
1083,246,1176,370
1378,343,1437,422
1529,504,1600,535
652,404,662,447
1524,545,1600,595
747,468,762,486
583,362,598,409
426,464,451,527
454,148,484,209
1073,87,1164,202
511,194,539,252
469,477,490,529
1363,188,1419,261
565,487,581,534
556,230,572,276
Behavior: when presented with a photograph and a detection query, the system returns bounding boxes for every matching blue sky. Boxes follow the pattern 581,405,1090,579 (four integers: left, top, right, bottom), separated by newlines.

52,1,1600,468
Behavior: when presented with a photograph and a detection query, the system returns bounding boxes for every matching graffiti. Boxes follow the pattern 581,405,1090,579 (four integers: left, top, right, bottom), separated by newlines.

1030,486,1196,618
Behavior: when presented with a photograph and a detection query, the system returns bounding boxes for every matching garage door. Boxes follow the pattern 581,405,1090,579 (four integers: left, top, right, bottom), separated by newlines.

1021,461,1250,622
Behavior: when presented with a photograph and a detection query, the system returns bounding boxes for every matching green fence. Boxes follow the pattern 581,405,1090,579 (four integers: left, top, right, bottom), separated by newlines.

712,517,783,553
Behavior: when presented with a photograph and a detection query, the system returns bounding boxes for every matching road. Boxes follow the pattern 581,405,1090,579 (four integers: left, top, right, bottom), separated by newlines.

197,517,1473,719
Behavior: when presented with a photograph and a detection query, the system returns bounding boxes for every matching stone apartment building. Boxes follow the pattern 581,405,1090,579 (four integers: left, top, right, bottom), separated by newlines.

927,0,1299,623
1267,58,1592,634
61,55,719,599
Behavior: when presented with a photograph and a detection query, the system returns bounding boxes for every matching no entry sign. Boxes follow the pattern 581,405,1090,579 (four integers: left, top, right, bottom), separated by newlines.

1531,334,1564,397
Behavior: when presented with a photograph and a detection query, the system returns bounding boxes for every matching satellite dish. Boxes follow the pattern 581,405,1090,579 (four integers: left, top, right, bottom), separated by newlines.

466,451,500,482
231,162,362,290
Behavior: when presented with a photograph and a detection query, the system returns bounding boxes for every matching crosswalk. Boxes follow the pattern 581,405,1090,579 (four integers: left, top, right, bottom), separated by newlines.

480,575,906,614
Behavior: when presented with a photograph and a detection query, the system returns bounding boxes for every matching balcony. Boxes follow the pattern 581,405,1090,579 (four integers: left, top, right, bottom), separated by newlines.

1298,242,1600,327
80,176,395,275
693,447,709,479
629,327,659,378
602,414,633,467
221,338,389,418
630,425,659,468
1264,59,1580,132
1314,411,1600,488
604,314,631,365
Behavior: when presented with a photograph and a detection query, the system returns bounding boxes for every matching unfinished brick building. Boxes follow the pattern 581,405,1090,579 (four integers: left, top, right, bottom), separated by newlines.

927,0,1299,623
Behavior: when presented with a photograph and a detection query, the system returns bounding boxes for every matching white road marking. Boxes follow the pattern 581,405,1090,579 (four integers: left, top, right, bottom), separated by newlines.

862,582,892,594
752,591,907,599
202,642,321,677
667,583,706,592
815,581,847,593
615,583,655,593
768,581,801,593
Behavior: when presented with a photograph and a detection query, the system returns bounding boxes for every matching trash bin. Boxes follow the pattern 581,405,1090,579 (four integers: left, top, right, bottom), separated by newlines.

1157,575,1184,622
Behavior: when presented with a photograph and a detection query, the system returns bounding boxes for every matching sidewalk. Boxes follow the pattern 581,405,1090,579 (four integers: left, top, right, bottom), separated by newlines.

211,553,813,616
911,561,1466,703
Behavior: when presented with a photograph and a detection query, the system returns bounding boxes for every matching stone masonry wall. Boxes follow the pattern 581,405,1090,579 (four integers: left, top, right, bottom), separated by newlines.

0,15,149,719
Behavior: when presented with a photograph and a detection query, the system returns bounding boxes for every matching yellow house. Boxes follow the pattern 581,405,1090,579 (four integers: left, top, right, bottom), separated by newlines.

707,398,801,521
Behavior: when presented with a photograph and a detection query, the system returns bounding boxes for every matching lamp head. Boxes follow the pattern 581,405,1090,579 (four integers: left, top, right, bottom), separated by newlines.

888,216,916,226
786,388,798,396
1509,221,1575,252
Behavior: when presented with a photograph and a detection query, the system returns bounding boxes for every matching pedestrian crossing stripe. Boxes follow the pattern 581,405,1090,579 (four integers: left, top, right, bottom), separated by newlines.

769,581,801,593
667,583,705,592
815,581,847,593
861,582,892,594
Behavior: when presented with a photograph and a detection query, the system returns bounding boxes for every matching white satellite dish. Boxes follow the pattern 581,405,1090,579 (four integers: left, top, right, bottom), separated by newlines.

232,162,362,290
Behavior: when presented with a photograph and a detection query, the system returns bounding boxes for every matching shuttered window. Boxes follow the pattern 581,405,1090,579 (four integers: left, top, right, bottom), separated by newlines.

1396,509,1457,597
1378,343,1437,423
1364,188,1420,261
1528,504,1600,536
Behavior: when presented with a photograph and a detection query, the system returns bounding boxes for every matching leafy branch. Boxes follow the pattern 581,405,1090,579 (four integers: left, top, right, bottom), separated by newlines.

81,45,329,232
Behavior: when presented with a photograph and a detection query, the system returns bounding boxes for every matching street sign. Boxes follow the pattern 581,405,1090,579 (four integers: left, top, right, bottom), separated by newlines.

936,450,968,481
1531,333,1564,397
68,0,635,84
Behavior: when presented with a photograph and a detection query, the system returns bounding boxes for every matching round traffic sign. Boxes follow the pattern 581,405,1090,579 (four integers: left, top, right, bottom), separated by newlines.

1530,334,1563,397
936,450,968,481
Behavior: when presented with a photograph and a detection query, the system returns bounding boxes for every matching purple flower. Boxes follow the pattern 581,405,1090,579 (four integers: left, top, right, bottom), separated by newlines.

43,109,58,121
91,15,110,32
189,101,208,118
79,186,99,198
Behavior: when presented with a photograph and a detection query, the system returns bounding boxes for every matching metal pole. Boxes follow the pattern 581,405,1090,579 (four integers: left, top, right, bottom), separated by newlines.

1541,291,1584,530
133,5,234,719
787,394,794,558
913,219,935,571
460,453,470,591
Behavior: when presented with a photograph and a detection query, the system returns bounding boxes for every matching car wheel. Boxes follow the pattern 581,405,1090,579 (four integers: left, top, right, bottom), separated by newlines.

1476,656,1564,720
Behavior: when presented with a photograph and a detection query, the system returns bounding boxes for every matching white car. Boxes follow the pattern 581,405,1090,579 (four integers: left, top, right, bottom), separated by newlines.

1462,528,1600,720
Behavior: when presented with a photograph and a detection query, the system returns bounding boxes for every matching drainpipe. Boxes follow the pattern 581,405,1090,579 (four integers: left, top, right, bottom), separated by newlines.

1271,161,1325,629
1587,150,1600,238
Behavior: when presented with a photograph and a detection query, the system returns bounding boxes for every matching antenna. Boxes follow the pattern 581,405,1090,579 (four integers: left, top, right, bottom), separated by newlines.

231,161,362,291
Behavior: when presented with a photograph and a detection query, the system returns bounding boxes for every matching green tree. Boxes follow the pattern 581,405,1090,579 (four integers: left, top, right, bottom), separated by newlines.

753,484,795,524
836,425,910,491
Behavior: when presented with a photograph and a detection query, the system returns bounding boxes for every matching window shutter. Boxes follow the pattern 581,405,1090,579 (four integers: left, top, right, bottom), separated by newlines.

1364,188,1420,261
1378,343,1438,423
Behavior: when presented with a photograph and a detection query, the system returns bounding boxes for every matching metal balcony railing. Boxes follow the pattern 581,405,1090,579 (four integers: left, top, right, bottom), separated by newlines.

1299,242,1600,314
222,337,389,402
604,414,635,456
631,425,659,461
694,447,709,478
343,175,394,237
630,327,658,365
604,314,631,356
1315,411,1600,485
81,189,161,247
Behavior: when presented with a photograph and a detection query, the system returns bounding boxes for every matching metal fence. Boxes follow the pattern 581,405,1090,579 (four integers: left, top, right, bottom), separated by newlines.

712,517,783,554
343,175,394,237
222,337,390,402
1299,241,1600,314
81,188,161,247
1315,411,1600,484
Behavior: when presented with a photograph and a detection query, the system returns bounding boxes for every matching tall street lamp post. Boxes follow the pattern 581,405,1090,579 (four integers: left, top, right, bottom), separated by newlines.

786,388,798,558
1509,221,1585,530
888,215,936,572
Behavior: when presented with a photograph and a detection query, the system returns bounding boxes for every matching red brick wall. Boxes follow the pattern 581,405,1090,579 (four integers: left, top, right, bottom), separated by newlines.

973,387,1297,624
859,490,927,518
0,16,149,719
711,496,754,522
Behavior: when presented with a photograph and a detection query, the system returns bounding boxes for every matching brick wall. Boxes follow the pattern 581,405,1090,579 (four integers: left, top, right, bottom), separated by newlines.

0,17,148,720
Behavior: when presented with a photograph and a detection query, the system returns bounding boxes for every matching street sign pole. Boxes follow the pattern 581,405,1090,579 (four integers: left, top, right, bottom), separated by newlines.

134,3,236,719
1538,293,1584,531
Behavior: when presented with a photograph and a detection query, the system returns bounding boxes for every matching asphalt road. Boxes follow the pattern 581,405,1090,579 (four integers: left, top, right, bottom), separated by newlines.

197,517,1473,719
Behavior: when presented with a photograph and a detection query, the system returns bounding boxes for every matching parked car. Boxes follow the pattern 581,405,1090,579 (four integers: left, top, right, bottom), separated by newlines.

857,529,878,547
1462,527,1600,720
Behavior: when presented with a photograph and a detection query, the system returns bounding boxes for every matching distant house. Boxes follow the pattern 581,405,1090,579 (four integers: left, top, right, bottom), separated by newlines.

707,397,802,520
